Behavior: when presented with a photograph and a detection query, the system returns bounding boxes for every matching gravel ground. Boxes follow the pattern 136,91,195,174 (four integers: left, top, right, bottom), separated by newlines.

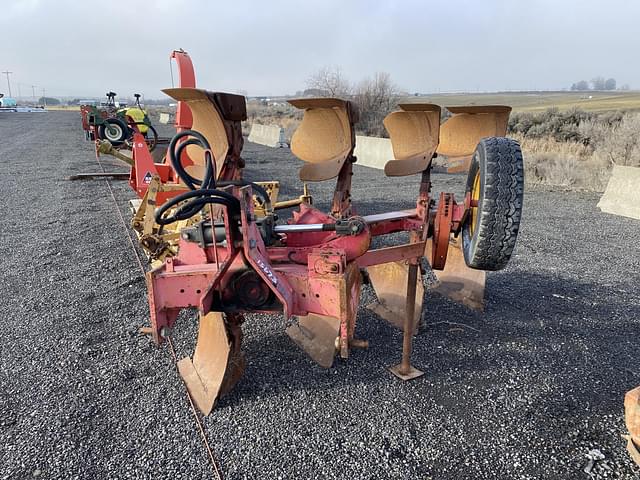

1,110,640,479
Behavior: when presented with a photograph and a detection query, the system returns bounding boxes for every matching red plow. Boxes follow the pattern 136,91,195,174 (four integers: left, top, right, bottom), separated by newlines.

135,91,524,414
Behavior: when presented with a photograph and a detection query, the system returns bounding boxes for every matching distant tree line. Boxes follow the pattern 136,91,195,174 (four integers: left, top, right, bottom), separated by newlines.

38,96,60,105
570,77,628,91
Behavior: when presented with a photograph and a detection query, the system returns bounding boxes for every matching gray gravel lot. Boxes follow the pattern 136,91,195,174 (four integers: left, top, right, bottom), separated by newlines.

1,110,640,479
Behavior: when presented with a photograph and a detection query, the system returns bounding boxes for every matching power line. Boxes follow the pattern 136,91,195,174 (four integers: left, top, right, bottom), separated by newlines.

2,71,13,97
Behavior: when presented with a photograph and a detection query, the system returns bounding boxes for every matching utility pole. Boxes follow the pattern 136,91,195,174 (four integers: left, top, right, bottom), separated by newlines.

42,88,46,106
31,85,36,102
2,71,13,97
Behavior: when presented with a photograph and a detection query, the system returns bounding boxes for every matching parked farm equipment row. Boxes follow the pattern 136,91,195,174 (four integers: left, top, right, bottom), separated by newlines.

79,49,197,169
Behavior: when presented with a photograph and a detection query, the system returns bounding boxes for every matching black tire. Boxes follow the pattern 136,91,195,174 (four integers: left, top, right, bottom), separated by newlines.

98,117,129,145
462,137,524,271
143,124,159,152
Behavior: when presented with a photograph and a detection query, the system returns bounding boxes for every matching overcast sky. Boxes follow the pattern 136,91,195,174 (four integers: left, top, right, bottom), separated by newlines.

2,0,639,98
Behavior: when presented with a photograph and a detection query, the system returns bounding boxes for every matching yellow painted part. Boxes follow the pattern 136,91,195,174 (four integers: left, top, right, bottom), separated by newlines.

133,179,283,261
254,181,280,214
471,171,480,235
122,107,149,134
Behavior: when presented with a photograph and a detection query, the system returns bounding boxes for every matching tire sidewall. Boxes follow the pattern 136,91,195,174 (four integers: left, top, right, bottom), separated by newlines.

99,118,128,145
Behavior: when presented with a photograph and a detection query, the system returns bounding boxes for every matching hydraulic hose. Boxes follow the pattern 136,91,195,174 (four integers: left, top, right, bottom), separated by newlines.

169,130,212,190
157,129,272,225
155,188,240,226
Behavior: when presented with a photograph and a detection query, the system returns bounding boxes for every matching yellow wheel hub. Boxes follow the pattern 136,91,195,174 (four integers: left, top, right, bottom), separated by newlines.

470,172,480,235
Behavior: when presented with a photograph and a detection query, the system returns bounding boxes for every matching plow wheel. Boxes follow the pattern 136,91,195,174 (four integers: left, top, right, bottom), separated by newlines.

177,312,245,415
462,137,524,271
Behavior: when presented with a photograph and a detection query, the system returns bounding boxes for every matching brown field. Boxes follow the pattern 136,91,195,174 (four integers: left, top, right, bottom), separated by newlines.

402,91,640,113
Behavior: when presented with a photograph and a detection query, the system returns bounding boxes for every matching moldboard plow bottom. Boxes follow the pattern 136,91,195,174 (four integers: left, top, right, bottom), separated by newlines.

140,93,524,414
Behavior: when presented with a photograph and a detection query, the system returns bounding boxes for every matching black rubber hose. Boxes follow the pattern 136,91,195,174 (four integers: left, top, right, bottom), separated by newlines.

170,135,270,204
168,130,212,190
172,138,203,189
155,188,241,226
217,181,271,210
159,129,272,226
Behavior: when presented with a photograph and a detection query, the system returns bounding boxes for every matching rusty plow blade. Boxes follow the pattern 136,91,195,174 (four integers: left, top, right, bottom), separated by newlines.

437,105,511,173
366,262,424,333
286,314,340,368
177,312,243,415
426,237,485,310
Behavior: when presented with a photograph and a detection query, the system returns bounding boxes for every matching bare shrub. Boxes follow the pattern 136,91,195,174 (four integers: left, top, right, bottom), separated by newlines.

353,72,399,137
591,114,640,166
244,100,302,140
513,133,610,191
513,134,592,161
305,68,400,137
509,108,605,143
509,109,640,190
523,152,610,191
306,66,352,98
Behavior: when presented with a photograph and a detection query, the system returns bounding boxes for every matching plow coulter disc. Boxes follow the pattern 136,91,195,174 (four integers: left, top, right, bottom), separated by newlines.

425,237,485,311
366,261,424,333
177,312,244,415
286,314,341,368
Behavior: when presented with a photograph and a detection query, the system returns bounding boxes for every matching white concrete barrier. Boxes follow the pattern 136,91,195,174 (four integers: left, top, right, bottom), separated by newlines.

597,165,640,220
248,123,287,148
354,135,393,170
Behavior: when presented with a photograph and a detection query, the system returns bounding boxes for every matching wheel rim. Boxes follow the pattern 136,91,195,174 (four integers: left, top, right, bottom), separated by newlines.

105,124,123,141
470,171,481,235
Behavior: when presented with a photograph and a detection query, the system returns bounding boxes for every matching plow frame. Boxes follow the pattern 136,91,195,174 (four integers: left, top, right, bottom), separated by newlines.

145,154,469,376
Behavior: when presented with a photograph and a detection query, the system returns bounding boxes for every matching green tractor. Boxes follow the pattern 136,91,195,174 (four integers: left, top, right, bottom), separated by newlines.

81,92,159,151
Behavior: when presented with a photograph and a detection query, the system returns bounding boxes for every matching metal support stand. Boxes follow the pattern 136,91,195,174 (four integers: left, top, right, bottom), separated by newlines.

389,262,424,380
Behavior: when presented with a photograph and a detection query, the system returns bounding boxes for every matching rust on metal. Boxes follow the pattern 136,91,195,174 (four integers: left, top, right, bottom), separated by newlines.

119,85,519,416
425,236,486,310
438,105,511,172
177,312,234,415
388,261,424,380
625,386,640,466
383,103,440,177
366,260,424,333
288,98,357,183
